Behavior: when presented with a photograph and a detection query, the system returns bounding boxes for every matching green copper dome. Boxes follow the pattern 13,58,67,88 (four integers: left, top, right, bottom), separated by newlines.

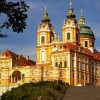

78,9,94,37
80,25,94,37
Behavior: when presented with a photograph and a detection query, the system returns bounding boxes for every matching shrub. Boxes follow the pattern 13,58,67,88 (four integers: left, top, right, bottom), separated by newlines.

0,81,69,100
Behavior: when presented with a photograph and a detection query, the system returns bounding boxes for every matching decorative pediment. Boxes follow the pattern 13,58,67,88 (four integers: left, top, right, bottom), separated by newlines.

0,51,7,58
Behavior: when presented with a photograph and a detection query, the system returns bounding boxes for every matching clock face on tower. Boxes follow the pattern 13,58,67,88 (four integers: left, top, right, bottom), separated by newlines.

68,21,71,25
66,19,76,27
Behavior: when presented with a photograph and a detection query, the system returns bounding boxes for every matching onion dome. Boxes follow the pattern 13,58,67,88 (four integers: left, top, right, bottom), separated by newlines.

78,9,85,26
67,1,76,18
78,9,94,38
80,25,94,37
41,5,50,23
38,5,55,34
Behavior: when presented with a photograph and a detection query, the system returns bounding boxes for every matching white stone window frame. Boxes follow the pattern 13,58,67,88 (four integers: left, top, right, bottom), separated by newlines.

40,49,45,63
66,31,72,42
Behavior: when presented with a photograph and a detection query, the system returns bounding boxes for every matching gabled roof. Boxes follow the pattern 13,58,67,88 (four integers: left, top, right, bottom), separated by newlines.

5,49,19,58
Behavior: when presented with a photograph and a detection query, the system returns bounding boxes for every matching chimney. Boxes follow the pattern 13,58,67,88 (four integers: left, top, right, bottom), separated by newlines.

27,56,29,60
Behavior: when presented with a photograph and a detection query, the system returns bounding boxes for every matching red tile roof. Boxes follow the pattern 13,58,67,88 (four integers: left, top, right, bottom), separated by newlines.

65,43,100,61
0,49,36,66
82,48,93,56
66,43,79,51
6,49,19,58
93,52,100,61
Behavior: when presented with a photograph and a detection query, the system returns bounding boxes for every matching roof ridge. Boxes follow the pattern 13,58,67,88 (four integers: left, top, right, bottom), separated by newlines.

5,49,18,57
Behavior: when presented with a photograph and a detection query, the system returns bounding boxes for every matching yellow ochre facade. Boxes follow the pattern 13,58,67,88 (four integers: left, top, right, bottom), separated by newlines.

36,2,100,86
0,1,100,96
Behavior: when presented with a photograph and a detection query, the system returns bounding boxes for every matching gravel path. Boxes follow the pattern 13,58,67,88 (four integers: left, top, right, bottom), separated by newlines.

63,87,100,100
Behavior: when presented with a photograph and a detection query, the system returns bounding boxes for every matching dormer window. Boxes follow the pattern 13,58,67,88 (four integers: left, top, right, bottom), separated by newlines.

67,32,70,40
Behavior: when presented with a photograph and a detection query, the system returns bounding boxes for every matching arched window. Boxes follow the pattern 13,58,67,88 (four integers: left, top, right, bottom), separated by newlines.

41,36,45,44
55,62,58,67
59,62,62,68
12,71,21,83
67,32,70,40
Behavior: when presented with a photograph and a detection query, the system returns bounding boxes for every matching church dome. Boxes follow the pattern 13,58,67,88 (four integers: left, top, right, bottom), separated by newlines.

79,25,94,37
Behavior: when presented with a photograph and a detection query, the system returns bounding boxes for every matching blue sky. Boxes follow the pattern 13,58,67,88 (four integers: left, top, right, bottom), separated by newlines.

0,0,100,61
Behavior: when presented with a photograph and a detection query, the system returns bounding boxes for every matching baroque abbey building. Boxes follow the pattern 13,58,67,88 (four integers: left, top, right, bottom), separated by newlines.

36,2,100,86
0,1,100,95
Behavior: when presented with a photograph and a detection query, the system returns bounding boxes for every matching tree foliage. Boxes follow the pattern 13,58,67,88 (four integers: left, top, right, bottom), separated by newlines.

0,81,69,100
0,0,29,38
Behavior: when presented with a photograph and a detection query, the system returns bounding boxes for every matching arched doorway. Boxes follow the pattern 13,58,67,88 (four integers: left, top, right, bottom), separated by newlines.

12,71,21,83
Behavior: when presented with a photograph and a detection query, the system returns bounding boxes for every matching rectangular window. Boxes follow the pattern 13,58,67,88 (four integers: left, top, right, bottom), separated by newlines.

77,61,80,71
41,51,45,62
64,61,67,68
78,73,79,79
73,72,74,78
72,60,74,67
85,41,88,47
82,63,84,70
81,74,84,79
9,75,11,83
59,62,62,68
55,62,58,67
22,74,25,82
77,61,80,67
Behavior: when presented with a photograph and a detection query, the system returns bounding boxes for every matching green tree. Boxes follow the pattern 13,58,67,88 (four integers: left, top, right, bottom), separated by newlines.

0,81,69,100
0,0,29,38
